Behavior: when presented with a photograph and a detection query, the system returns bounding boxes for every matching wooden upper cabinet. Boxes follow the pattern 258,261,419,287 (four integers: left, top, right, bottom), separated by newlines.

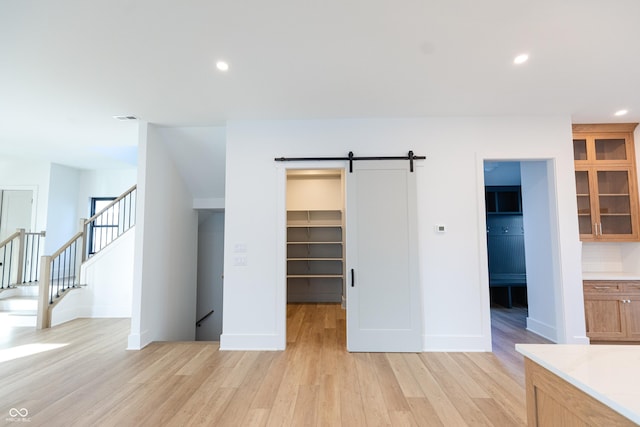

573,123,640,241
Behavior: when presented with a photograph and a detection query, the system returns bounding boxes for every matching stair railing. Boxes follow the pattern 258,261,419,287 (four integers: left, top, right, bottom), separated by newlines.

0,229,46,289
37,185,136,329
82,185,137,261
22,231,46,283
0,230,21,289
38,232,83,329
45,232,83,303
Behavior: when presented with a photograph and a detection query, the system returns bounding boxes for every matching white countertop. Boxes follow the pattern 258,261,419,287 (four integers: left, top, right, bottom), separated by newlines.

516,344,640,424
582,272,640,281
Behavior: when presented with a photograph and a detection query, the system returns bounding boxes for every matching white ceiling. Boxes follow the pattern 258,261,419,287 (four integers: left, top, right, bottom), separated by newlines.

1,0,640,170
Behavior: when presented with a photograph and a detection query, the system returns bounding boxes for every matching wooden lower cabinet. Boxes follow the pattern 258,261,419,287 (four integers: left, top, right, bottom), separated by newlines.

583,281,640,342
524,358,636,426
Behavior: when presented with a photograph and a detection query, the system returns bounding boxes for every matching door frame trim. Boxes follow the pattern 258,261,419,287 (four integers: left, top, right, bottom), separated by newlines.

0,185,38,235
275,161,346,350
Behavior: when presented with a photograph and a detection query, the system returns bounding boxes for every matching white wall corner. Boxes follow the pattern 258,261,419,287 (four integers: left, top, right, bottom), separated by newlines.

127,329,151,350
526,317,557,342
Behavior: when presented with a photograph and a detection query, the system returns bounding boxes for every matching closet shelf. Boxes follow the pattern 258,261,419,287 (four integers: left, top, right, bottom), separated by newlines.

286,201,344,302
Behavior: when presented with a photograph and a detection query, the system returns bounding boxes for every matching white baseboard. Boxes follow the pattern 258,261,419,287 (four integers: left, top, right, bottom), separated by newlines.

127,329,151,350
526,316,557,342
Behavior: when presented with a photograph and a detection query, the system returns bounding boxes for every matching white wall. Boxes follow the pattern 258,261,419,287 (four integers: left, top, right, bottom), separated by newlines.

221,116,587,351
287,173,343,211
45,163,81,253
521,161,562,341
128,123,199,349
484,161,521,186
75,168,137,220
51,228,135,326
196,211,224,341
0,156,51,232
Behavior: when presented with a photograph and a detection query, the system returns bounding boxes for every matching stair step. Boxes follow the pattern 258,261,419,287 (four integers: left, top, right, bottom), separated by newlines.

0,311,37,327
0,296,38,311
0,284,39,298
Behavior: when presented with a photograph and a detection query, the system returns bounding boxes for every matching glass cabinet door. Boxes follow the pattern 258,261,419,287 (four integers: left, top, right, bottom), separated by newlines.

594,138,628,161
575,171,593,235
573,139,588,161
597,170,633,235
572,124,639,241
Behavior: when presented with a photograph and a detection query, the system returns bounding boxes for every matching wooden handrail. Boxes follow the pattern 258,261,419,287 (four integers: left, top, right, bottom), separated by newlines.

25,231,46,237
84,185,137,225
50,231,83,260
0,230,21,248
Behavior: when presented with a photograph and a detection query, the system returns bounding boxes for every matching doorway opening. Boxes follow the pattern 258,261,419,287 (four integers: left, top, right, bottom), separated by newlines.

285,169,346,345
195,210,224,341
484,160,558,348
0,190,34,241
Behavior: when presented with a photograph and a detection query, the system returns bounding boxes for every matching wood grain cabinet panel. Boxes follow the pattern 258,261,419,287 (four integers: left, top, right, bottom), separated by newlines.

524,358,637,426
626,299,640,340
584,280,640,342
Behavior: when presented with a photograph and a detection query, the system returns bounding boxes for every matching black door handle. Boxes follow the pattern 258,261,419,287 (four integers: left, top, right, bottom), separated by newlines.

351,268,355,287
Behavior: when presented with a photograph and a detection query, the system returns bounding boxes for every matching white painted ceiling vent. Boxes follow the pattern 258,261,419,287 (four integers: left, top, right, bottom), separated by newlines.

112,115,138,121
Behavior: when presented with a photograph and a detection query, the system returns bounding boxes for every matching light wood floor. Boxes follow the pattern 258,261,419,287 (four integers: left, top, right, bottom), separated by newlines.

0,304,549,426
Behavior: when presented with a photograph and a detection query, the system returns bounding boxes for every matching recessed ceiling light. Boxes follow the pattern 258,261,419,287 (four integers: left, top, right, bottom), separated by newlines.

513,54,529,65
614,109,628,116
216,61,229,72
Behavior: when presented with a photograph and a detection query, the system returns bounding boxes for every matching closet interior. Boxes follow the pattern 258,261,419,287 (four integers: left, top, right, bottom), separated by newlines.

286,169,345,303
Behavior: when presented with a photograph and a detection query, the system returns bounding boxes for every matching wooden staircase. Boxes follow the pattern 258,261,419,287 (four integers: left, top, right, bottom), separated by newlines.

0,284,39,327
37,185,136,329
1,185,137,330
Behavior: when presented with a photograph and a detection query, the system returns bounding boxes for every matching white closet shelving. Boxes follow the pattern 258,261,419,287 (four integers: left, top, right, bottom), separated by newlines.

287,209,344,302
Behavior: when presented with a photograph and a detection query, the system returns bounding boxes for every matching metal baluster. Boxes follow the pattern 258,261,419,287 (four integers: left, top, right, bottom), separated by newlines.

23,234,30,283
50,258,55,303
1,245,6,288
101,212,106,252
64,248,69,292
29,235,35,281
111,205,115,244
55,257,60,298
129,192,133,229
8,240,13,288
72,240,77,287
35,235,41,282
124,196,129,231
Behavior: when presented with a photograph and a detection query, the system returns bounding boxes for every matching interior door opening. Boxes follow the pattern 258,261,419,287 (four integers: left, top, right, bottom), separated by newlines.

285,169,346,344
484,160,559,346
195,210,224,341
0,190,33,241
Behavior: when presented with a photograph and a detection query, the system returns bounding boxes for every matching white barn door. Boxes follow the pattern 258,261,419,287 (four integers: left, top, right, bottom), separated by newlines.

346,161,422,352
